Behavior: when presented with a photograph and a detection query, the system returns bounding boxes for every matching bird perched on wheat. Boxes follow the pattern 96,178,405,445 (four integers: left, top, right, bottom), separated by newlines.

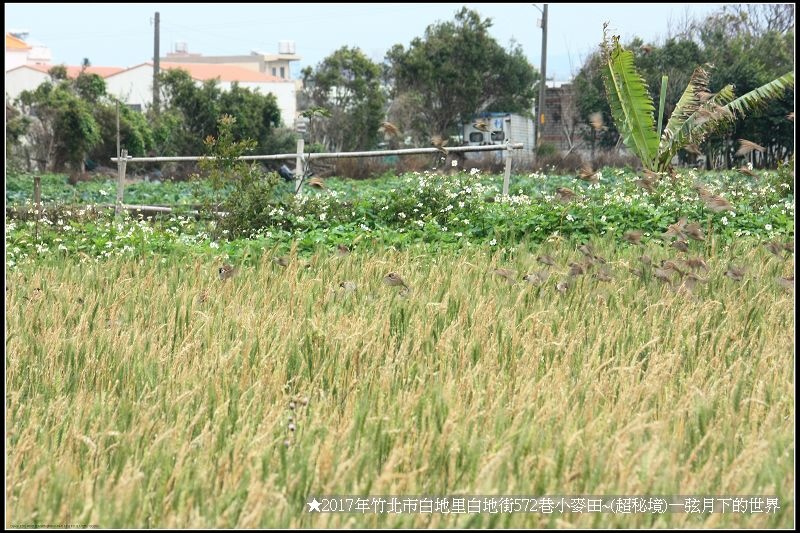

219,264,236,281
384,272,411,296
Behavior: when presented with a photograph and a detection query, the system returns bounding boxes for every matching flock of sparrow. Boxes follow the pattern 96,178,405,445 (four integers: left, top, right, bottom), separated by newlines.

215,227,794,298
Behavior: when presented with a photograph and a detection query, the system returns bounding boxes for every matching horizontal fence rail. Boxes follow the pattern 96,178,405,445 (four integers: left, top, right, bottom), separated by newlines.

106,142,526,217
109,143,524,163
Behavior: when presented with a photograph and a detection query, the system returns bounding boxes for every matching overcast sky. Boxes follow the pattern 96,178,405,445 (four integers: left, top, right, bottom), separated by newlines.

6,3,726,80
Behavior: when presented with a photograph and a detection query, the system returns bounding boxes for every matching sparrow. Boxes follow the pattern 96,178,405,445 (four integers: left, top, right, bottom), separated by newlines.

776,276,794,293
653,267,675,285
661,260,686,276
724,265,746,282
536,255,557,267
523,270,550,285
623,230,643,245
578,244,595,258
685,256,709,272
635,176,658,193
555,187,577,203
308,177,326,189
684,143,702,156
274,256,290,267
663,217,688,240
639,254,653,266
765,241,786,259
683,223,705,241
556,280,569,294
492,268,517,285
339,281,357,292
735,139,766,157
384,272,409,289
431,135,449,155
568,262,587,277
577,163,599,185
783,242,794,254
704,194,733,213
737,166,759,179
379,121,400,137
676,272,707,293
219,264,236,280
336,244,351,257
670,239,690,253
589,112,604,131
593,268,613,282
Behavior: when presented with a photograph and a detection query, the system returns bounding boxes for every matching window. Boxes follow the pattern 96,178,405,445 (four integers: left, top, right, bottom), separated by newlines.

280,66,285,78
491,131,505,142
272,67,277,76
127,104,142,112
469,132,484,143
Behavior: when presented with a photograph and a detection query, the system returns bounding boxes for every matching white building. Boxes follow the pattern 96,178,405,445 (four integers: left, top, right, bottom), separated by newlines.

104,62,297,125
5,64,123,101
5,32,53,71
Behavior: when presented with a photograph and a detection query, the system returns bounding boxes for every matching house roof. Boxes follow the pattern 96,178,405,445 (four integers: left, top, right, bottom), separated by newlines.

10,63,124,78
160,62,288,83
6,33,31,50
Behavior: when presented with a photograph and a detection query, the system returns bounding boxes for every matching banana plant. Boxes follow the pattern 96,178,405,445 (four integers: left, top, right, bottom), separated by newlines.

600,26,794,172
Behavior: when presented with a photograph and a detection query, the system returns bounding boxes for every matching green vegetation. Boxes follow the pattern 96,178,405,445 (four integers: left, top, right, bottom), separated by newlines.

5,167,794,270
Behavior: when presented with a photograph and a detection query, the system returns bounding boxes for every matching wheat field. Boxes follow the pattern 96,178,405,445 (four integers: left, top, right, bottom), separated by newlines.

6,239,794,527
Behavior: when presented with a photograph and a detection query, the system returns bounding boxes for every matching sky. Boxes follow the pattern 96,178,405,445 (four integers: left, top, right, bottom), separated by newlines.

5,3,727,81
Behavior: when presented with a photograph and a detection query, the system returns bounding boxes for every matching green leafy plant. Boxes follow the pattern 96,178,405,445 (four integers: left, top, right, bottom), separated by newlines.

601,24,794,172
196,115,280,238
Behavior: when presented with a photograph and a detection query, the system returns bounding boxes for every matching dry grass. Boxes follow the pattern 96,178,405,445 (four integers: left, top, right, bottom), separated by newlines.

6,239,794,527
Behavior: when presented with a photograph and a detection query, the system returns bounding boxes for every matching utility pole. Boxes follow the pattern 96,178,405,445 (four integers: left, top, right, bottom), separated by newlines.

536,4,548,147
153,11,160,115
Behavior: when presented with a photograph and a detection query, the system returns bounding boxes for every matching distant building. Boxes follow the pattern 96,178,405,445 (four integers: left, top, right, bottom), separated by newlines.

5,64,123,101
5,32,53,71
538,80,582,151
161,41,301,81
104,62,297,125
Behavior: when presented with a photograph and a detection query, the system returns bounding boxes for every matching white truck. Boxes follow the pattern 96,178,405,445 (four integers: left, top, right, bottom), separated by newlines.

462,112,536,160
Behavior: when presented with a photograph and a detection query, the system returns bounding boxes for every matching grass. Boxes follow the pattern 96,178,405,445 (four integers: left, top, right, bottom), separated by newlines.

6,237,794,528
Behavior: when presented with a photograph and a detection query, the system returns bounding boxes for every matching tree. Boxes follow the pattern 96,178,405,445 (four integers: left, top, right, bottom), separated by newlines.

156,68,285,156
600,28,794,172
17,80,100,172
300,46,386,152
385,7,537,140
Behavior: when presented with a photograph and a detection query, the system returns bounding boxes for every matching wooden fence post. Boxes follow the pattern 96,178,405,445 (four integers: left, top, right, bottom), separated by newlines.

502,142,513,197
116,149,128,217
33,175,42,217
294,138,304,195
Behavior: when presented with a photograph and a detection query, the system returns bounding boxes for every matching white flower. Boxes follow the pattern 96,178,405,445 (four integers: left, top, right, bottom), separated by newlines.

765,224,773,231
319,213,327,221
451,159,458,167
600,215,607,223
721,216,728,226
415,220,424,227
455,232,463,237
398,212,406,219
99,189,109,196
210,242,220,249
489,239,497,246
566,214,575,222
360,223,371,232
470,168,480,175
